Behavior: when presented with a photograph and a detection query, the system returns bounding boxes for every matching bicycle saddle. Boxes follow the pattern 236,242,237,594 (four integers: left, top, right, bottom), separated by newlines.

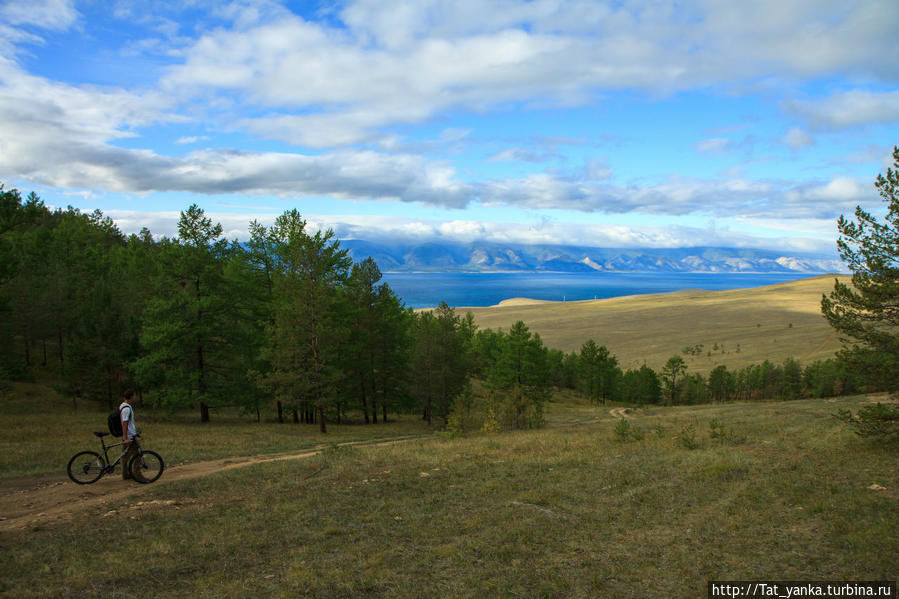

93,431,110,437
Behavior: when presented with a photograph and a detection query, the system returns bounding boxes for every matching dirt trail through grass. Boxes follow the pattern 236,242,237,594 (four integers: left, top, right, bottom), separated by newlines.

0,409,622,534
0,436,423,534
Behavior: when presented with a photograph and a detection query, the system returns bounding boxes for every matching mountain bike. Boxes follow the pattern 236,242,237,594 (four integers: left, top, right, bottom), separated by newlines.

66,430,164,484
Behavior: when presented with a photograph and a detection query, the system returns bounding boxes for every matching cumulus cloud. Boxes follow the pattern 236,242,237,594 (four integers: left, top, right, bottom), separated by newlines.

154,0,899,147
0,0,78,30
787,90,899,129
783,127,814,150
100,209,837,256
0,65,875,222
0,0,894,237
0,0,79,55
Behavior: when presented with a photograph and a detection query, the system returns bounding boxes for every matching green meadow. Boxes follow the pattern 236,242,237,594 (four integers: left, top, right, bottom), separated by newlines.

1,384,897,598
2,276,897,598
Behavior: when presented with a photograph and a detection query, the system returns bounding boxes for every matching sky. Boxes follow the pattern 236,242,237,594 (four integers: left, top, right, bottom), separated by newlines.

1,0,898,256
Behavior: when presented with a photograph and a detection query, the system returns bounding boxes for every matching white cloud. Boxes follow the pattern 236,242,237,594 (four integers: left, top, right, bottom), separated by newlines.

100,209,838,256
487,147,557,163
154,0,899,148
696,138,732,154
0,0,78,30
783,127,814,150
787,90,899,129
804,177,868,201
174,135,209,145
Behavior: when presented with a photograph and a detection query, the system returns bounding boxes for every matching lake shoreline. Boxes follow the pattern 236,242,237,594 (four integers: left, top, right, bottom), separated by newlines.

381,271,843,310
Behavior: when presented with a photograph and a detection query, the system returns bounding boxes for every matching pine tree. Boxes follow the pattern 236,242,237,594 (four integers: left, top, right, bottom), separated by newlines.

489,321,550,429
261,210,350,433
133,205,250,422
661,355,687,405
577,339,620,404
822,146,899,392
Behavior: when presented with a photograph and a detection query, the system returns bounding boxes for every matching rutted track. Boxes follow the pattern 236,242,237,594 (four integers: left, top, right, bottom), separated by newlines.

0,435,425,534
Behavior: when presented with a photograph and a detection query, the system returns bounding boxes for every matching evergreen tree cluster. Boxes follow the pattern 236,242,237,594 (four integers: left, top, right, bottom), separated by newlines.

0,182,887,432
542,342,861,407
0,193,552,430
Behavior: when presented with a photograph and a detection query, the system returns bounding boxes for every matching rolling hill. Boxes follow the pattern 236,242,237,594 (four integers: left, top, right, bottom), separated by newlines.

461,274,850,374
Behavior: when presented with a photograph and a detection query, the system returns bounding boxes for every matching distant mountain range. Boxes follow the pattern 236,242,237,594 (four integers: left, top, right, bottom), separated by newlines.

341,239,845,274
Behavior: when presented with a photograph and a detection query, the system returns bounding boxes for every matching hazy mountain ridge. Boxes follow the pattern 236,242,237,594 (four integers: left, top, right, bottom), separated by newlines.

341,239,844,274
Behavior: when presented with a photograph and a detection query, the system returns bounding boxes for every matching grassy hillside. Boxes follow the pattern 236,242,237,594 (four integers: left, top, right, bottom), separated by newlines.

462,274,850,374
1,390,896,598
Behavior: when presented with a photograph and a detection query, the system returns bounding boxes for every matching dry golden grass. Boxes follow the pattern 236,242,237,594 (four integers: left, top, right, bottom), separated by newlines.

3,394,896,598
463,274,850,374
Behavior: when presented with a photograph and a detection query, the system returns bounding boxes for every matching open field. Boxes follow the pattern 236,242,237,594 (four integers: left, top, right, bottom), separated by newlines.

0,382,439,481
1,382,897,598
462,274,850,374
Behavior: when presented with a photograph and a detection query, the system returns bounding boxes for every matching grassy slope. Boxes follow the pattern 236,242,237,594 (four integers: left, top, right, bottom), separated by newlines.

462,274,850,374
1,394,896,598
0,382,434,479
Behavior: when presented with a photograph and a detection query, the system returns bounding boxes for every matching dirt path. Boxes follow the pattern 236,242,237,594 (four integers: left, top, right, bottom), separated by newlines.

0,436,422,534
1,412,626,535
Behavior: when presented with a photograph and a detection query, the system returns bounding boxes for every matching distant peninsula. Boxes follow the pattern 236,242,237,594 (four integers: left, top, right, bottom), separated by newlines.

341,239,844,274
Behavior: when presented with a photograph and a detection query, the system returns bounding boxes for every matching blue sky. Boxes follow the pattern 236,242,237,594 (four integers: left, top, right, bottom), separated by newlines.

1,0,897,256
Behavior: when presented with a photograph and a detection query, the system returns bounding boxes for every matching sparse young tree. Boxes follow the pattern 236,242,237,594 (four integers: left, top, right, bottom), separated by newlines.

661,355,687,405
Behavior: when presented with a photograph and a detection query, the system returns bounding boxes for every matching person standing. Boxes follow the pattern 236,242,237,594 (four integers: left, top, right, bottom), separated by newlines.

120,390,138,480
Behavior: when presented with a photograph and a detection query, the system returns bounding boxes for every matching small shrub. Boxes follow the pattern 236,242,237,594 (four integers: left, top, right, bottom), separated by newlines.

835,403,899,437
709,419,746,445
613,418,644,442
709,420,726,439
481,407,501,433
679,424,699,450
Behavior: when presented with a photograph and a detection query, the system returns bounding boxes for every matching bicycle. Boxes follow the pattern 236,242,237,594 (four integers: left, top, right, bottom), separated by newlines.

66,430,164,485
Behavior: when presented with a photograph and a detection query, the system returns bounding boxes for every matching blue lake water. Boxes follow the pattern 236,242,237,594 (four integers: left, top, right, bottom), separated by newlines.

380,272,821,310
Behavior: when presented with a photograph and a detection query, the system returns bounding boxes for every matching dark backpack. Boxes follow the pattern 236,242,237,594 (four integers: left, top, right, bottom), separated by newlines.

107,407,124,437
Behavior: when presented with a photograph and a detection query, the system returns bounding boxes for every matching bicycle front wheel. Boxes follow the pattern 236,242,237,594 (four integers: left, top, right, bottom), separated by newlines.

67,451,106,484
129,450,164,483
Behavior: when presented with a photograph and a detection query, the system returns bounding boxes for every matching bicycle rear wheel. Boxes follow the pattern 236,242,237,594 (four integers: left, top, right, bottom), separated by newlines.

129,450,164,483
67,451,106,484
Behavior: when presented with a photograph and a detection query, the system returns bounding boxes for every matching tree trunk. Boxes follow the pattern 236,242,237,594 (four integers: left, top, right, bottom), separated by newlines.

277,400,284,423
200,402,210,423
360,377,370,424
318,405,327,433
57,327,64,374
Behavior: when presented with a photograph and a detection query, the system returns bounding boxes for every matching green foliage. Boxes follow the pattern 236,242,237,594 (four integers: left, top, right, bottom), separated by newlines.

613,417,644,442
678,423,700,450
410,304,473,427
661,355,687,405
257,210,352,432
577,339,621,404
835,403,899,437
488,321,550,429
822,145,899,394
133,206,261,421
620,365,662,404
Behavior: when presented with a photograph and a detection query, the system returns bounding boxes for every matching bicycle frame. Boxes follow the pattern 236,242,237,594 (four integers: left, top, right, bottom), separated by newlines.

96,434,141,474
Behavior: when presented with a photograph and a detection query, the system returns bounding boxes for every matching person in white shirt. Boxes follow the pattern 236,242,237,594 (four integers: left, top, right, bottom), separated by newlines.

120,390,138,480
